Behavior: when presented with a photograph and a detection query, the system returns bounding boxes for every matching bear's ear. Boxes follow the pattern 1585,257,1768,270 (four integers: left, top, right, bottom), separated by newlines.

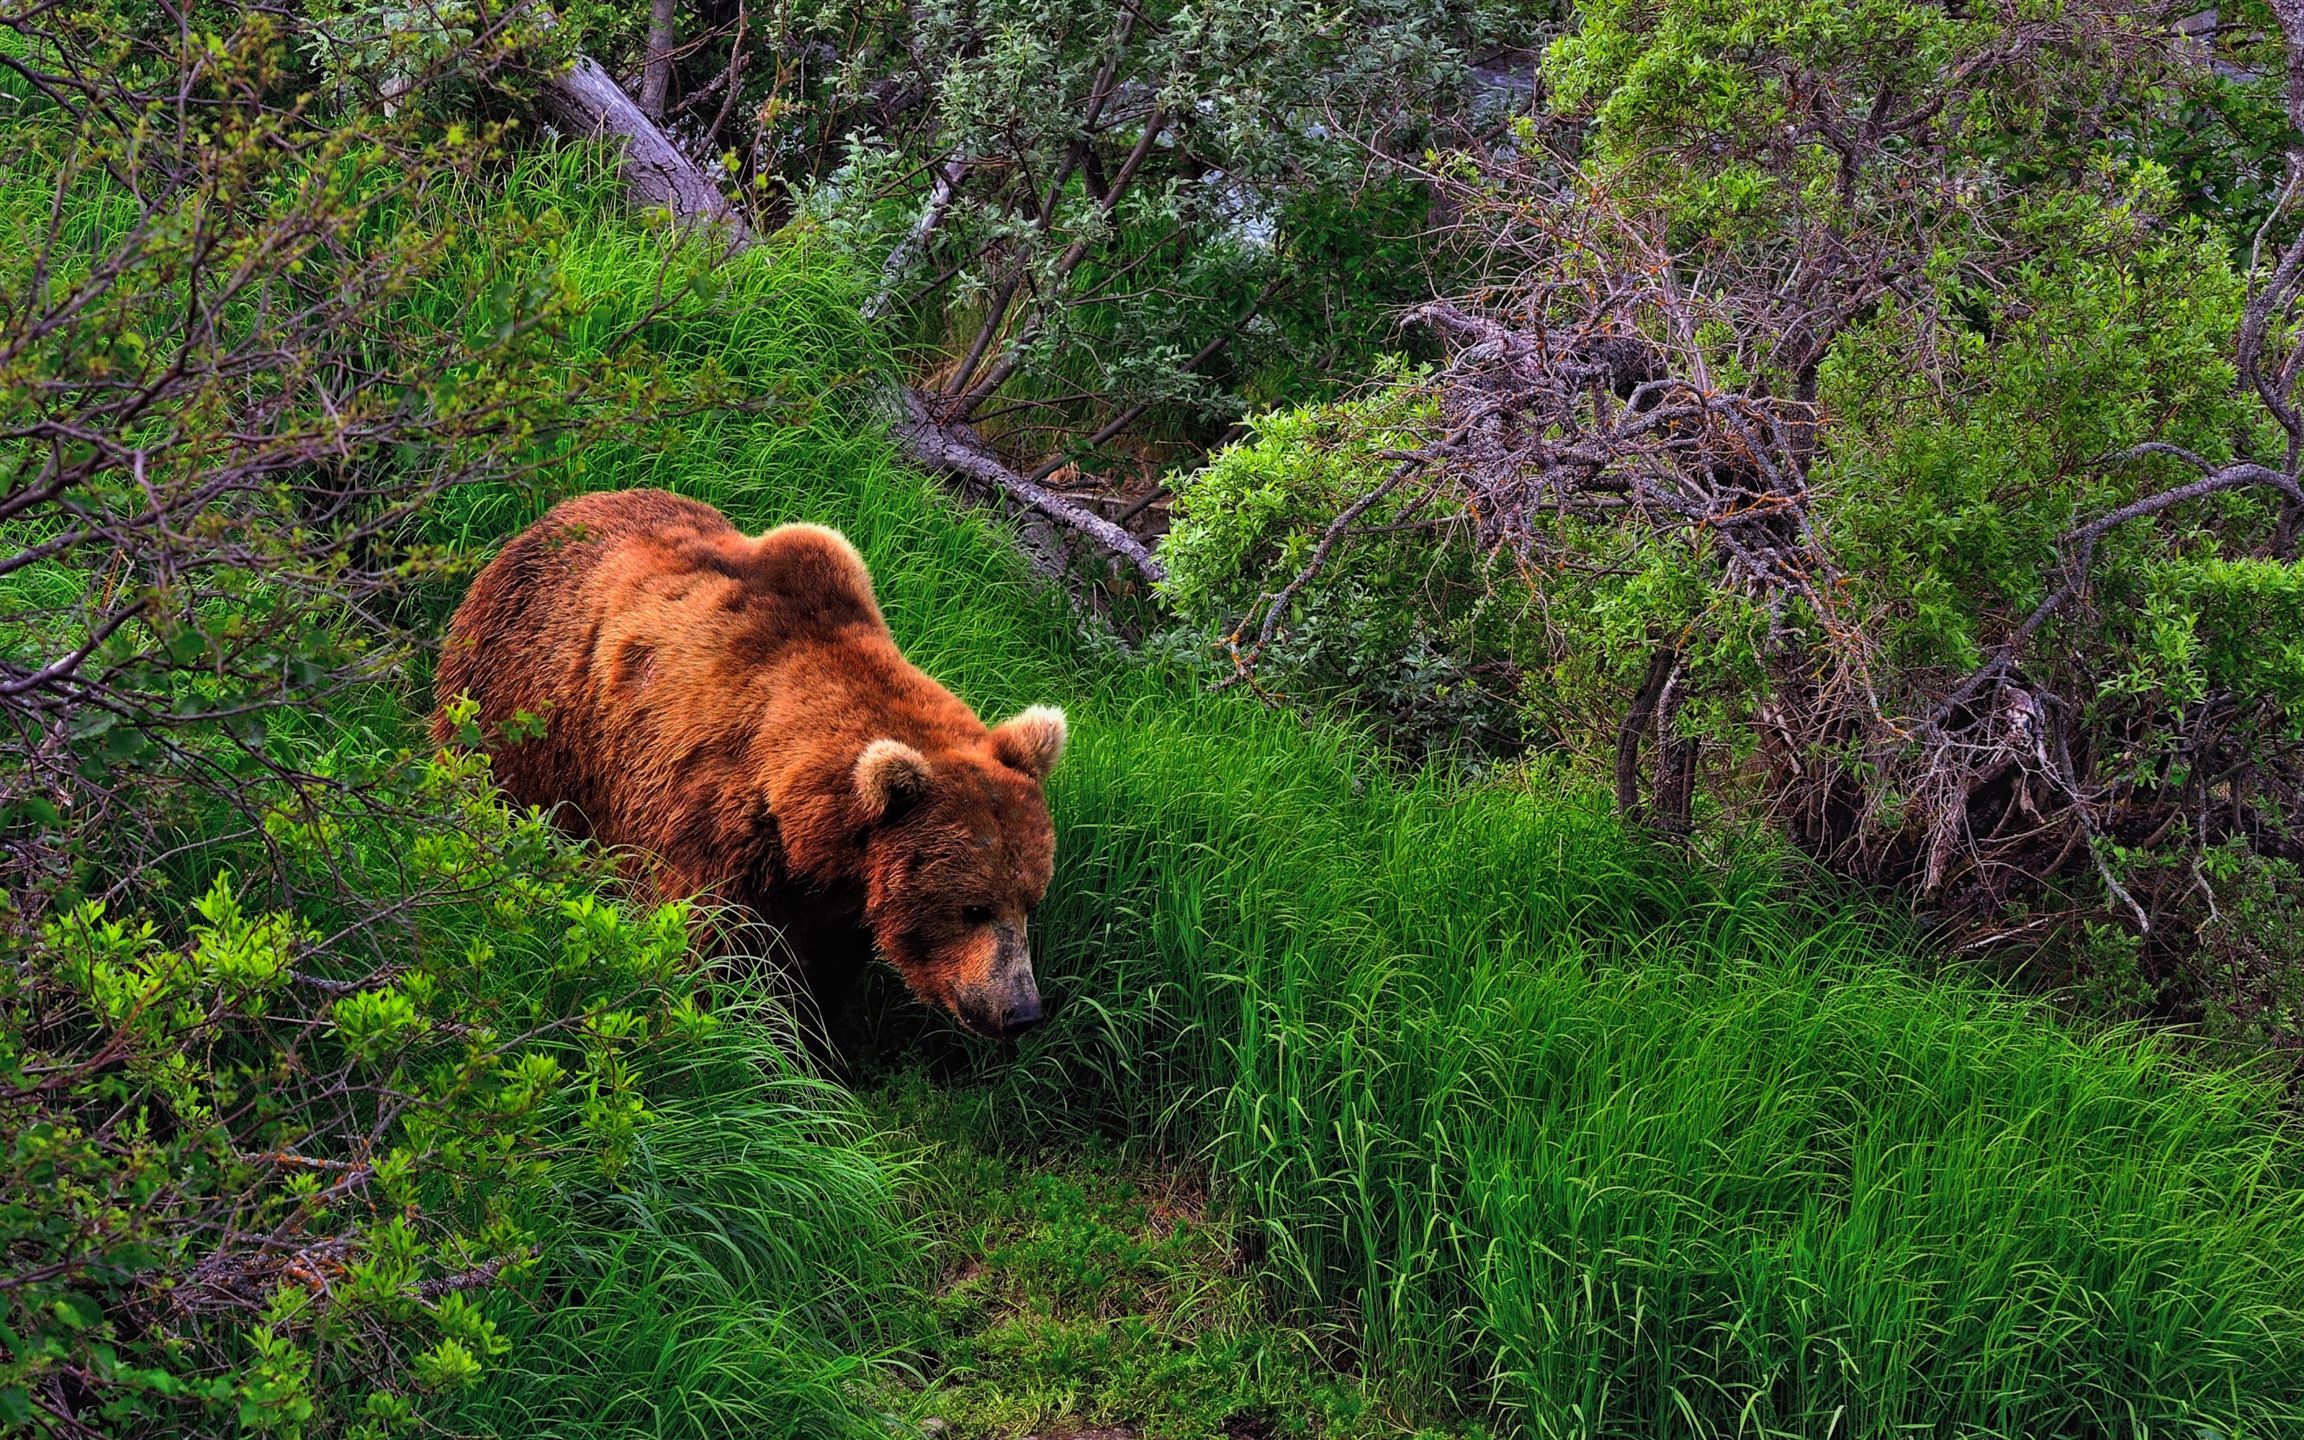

990,705,1067,780
854,738,933,821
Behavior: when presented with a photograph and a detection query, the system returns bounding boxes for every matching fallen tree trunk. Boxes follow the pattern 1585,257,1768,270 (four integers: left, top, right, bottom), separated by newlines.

540,52,747,241
888,389,1166,582
531,31,1164,585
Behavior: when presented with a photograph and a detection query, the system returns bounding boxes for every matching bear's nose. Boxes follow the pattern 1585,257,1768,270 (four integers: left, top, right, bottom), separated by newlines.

996,995,1045,1038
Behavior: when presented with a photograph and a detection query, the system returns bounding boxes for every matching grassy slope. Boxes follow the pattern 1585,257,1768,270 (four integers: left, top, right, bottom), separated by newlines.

411,161,2304,1439
15,136,2298,1435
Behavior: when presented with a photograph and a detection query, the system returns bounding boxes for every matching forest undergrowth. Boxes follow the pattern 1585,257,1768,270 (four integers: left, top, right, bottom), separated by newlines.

11,136,2304,1438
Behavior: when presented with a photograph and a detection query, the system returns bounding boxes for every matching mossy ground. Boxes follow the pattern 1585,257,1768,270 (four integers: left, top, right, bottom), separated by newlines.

867,1073,1480,1440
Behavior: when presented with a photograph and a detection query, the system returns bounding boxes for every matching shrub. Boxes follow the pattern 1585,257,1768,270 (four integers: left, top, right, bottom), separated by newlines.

760,0,1530,489
1177,0,2304,1035
3,725,916,1437
1159,372,1537,764
4,740,637,1431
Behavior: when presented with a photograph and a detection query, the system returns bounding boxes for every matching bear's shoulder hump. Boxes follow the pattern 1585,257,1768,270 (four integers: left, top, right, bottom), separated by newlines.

737,522,883,629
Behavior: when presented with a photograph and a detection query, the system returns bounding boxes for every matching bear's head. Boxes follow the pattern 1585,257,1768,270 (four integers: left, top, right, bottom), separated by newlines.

851,705,1066,1039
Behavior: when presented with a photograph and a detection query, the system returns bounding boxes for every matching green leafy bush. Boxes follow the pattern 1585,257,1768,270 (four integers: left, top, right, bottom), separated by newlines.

1160,374,1538,762
1172,0,2304,1037
4,727,917,1437
4,740,655,1432
748,0,1539,487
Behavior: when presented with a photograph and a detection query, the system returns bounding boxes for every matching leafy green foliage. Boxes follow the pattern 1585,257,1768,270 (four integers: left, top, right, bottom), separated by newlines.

1810,190,2304,1031
3,737,919,1438
761,0,1540,473
1160,374,1536,762
6,737,672,1434
2114,0,2297,242
1822,201,2265,677
1544,0,2157,259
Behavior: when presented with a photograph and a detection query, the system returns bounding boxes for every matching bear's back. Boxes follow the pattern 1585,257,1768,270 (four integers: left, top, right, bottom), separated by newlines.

541,491,881,637
434,489,896,820
495,492,879,670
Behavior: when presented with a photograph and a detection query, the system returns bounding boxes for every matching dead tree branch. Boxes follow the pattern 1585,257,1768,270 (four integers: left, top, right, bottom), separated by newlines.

891,389,1166,582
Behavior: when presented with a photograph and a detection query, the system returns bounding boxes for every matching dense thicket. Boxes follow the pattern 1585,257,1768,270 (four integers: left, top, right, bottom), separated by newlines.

1161,0,2304,1040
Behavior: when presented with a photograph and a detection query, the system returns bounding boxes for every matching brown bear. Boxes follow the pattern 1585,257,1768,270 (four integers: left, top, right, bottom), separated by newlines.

430,488,1064,1039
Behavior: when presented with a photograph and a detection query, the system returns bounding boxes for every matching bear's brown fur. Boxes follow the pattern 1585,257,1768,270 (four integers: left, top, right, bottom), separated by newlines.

431,488,1065,1038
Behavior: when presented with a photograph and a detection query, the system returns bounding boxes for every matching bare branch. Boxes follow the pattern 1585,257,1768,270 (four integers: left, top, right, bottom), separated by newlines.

889,388,1166,582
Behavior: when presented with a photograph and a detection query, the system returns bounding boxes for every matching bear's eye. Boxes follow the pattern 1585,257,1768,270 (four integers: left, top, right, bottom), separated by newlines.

962,905,993,927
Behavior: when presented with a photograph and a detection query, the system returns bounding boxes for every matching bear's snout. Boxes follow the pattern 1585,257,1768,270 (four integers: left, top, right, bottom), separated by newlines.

989,988,1045,1039
956,978,1044,1039
954,922,1045,1040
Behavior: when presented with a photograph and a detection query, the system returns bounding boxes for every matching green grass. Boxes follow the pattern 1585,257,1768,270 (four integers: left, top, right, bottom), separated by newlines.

864,1072,1471,1440
401,154,2304,1438
436,993,918,1440
993,720,2304,1435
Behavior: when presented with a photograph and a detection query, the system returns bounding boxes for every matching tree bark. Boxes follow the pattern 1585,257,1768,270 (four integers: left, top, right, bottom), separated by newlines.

638,0,679,119
864,153,966,322
1653,676,1696,838
540,50,748,245
1614,648,1679,821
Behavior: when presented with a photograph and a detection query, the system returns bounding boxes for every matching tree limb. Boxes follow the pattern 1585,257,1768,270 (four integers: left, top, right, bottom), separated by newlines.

890,388,1165,582
863,152,966,322
1615,646,1679,819
1940,458,2304,717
